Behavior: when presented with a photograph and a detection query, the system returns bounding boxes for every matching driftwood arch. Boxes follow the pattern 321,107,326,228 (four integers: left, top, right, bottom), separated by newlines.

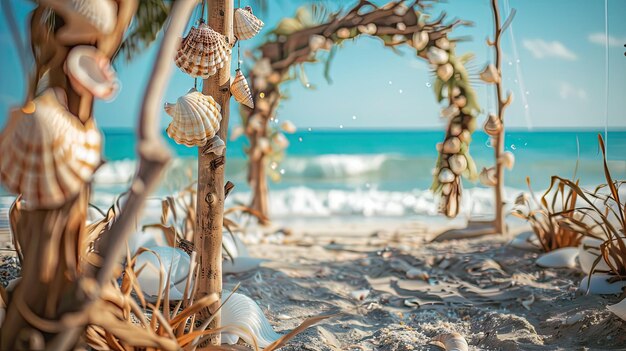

239,0,480,220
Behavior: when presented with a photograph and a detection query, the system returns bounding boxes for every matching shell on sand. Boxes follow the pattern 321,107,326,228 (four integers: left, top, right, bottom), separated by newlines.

134,246,191,301
65,45,119,100
578,237,611,274
509,231,541,250
165,89,222,147
40,0,117,44
431,332,469,351
175,22,231,79
535,247,578,269
0,89,102,209
221,292,281,347
579,274,626,295
608,298,626,322
230,70,254,109
234,6,264,40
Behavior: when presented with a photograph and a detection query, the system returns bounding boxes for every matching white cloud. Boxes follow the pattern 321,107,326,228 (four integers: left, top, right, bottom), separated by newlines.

559,82,587,100
522,39,577,60
588,33,626,47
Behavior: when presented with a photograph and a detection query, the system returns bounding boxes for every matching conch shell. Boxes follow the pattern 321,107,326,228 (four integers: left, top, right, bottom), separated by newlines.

165,89,222,147
230,70,254,109
65,45,119,100
483,114,502,136
431,332,469,351
479,167,497,187
175,22,231,79
233,6,264,40
0,89,102,209
40,0,117,45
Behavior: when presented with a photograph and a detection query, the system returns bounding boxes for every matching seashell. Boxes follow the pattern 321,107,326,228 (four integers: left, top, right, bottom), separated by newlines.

453,95,467,108
309,35,327,52
252,58,272,78
450,86,461,97
350,289,370,301
203,135,225,156
357,23,377,35
337,27,351,39
396,22,406,31
448,155,467,175
267,72,283,84
135,247,192,301
222,233,267,274
442,137,461,154
431,332,469,351
535,247,578,269
221,292,281,347
272,132,289,149
480,64,500,84
0,90,102,209
280,120,297,133
427,47,449,65
479,167,497,187
40,0,117,45
233,6,264,40
175,23,231,79
483,114,502,136
498,151,515,170
578,237,611,274
230,69,254,108
440,105,459,119
579,274,626,295
608,298,626,322
230,126,244,141
450,124,462,136
435,37,450,50
458,130,471,143
412,31,429,51
257,137,271,153
438,168,455,184
392,34,406,44
441,183,452,195
65,45,119,100
437,63,454,82
509,231,541,250
436,142,443,152
165,89,222,147
393,3,409,16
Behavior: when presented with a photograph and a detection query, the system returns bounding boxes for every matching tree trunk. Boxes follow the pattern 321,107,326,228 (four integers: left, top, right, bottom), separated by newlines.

195,0,233,345
249,155,269,220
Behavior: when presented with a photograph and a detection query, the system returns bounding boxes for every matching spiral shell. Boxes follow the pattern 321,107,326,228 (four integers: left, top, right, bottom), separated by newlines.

65,45,119,100
165,89,222,147
234,6,264,40
175,23,231,79
0,89,102,209
230,70,254,109
484,114,502,136
41,0,117,44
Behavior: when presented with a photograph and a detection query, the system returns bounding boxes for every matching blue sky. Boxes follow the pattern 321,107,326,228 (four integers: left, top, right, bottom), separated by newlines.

1,0,625,130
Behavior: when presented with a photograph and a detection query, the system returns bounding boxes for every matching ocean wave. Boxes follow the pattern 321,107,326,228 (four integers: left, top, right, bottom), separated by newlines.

281,154,393,179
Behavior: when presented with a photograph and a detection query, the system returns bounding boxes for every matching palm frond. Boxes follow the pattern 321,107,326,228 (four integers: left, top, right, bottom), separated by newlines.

114,0,171,63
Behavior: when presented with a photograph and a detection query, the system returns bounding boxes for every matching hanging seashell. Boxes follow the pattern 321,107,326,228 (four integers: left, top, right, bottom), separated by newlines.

309,35,327,52
392,34,406,44
498,151,515,170
483,113,502,136
396,22,407,31
40,0,117,45
450,86,461,97
267,72,282,84
280,120,297,134
439,179,460,218
441,183,452,195
393,3,409,16
230,69,254,109
337,27,351,39
437,63,454,82
479,167,497,187
431,332,469,351
175,22,231,79
449,155,468,175
427,47,449,65
458,130,471,143
438,168,455,184
221,292,281,347
165,89,222,147
65,45,119,100
272,133,290,149
357,23,377,35
435,37,450,50
412,31,429,51
234,6,264,40
440,105,459,120
203,135,225,156
480,64,500,84
442,137,461,154
0,89,102,209
449,124,462,137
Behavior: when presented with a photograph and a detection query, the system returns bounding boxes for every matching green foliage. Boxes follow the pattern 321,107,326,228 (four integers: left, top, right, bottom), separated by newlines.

114,0,171,63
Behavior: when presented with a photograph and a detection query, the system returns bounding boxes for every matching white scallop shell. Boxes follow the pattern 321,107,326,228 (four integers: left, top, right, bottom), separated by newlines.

65,45,119,100
230,70,254,109
135,246,191,301
479,167,497,187
535,247,578,269
234,7,264,40
41,0,117,45
431,332,469,351
175,23,231,79
0,89,102,209
221,292,281,347
484,114,502,136
165,89,222,147
579,274,626,295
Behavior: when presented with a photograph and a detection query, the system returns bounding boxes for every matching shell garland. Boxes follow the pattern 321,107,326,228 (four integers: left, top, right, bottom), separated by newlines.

165,89,222,147
175,23,231,79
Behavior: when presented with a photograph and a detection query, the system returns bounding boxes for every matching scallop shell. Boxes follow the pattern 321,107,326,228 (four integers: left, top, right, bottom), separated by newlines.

437,63,454,82
41,0,117,44
230,70,254,109
65,45,119,100
427,47,449,65
412,31,429,51
175,23,231,79
480,64,500,84
234,6,264,40
479,167,497,187
484,114,502,136
0,89,102,209
221,292,281,347
165,89,222,147
203,135,225,156
431,332,469,351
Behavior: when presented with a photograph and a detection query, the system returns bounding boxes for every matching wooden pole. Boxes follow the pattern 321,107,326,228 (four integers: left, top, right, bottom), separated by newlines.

195,0,233,344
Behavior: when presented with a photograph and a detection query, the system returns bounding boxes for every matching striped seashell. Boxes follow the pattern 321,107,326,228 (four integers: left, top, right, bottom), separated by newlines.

65,45,119,100
175,23,231,79
484,113,502,136
165,89,222,147
0,89,102,209
40,0,117,45
221,292,281,347
233,6,264,40
230,70,254,108
431,332,469,351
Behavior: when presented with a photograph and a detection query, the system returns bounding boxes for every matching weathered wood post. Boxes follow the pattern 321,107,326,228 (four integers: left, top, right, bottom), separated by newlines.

194,0,234,344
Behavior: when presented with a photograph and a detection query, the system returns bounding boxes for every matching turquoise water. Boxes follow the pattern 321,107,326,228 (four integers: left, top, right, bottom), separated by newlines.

100,129,626,192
